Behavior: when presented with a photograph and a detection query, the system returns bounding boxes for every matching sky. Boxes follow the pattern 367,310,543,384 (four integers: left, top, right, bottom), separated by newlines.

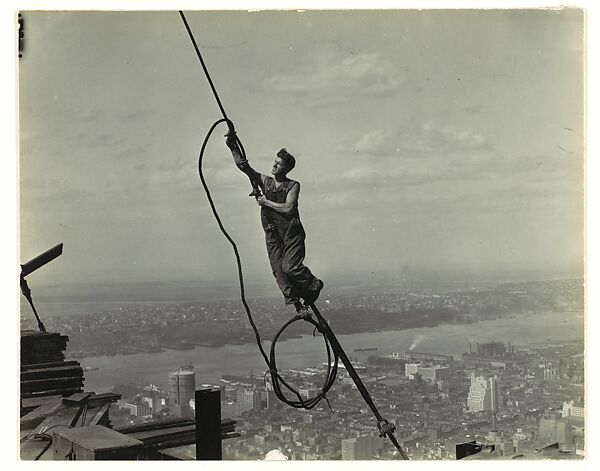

17,9,584,290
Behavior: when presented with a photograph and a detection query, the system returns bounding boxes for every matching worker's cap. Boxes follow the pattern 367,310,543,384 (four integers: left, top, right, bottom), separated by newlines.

277,148,296,171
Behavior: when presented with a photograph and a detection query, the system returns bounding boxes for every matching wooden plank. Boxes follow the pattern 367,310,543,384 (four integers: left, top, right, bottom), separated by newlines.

33,403,84,436
21,376,84,394
21,394,63,409
21,352,66,359
21,338,67,344
87,393,121,405
21,345,67,352
63,392,91,404
21,360,80,371
88,403,112,426
20,396,64,430
22,353,66,360
21,365,83,381
21,387,83,399
115,417,193,434
128,427,236,448
115,418,235,435
128,424,195,442
20,436,54,461
54,425,144,453
20,331,64,340
21,355,66,366
21,406,37,417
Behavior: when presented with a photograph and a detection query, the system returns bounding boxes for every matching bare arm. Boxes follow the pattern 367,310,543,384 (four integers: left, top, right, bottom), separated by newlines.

257,181,299,216
226,134,266,188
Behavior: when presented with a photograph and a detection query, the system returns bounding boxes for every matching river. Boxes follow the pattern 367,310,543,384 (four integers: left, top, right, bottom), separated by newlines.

79,310,584,393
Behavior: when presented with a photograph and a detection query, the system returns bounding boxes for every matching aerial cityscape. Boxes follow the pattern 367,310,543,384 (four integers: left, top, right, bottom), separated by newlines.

20,278,584,460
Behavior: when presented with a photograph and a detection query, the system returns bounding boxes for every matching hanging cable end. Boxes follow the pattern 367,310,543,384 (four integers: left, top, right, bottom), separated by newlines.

249,188,262,199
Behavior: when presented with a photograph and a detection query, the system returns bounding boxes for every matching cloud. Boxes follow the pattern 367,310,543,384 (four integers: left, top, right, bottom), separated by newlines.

78,109,101,122
341,167,382,183
344,123,578,188
318,191,351,209
265,46,402,106
350,121,491,157
119,109,155,121
147,160,246,195
214,166,243,185
335,122,497,187
88,133,130,149
156,158,189,173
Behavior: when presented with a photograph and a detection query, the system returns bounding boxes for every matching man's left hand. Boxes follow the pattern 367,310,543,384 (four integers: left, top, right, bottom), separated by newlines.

256,196,268,206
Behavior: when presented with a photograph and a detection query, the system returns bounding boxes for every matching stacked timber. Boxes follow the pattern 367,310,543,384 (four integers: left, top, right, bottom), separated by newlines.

20,330,84,400
21,331,69,364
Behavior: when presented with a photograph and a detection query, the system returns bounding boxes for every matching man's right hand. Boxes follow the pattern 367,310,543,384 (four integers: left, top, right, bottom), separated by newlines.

225,132,237,150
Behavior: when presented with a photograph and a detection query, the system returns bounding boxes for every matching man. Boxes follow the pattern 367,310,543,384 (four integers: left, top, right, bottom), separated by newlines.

226,134,324,317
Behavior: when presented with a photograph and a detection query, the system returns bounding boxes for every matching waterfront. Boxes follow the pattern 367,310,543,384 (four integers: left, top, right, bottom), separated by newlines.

79,309,583,393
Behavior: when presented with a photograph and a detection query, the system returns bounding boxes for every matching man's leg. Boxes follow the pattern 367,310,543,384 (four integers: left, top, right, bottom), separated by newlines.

281,227,323,303
265,231,302,305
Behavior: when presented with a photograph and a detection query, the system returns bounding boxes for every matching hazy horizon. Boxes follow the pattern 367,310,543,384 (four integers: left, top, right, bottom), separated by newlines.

23,268,582,307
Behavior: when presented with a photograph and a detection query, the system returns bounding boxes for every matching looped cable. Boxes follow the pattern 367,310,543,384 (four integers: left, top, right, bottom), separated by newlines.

268,315,339,410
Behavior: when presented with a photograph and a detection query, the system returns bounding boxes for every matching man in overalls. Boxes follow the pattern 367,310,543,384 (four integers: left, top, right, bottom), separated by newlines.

226,135,324,317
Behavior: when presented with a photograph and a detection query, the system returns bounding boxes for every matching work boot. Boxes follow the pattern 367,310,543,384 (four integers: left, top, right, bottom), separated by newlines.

304,279,324,304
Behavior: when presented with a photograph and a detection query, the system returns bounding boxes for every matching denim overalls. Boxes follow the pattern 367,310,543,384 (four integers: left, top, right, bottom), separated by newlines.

260,176,319,305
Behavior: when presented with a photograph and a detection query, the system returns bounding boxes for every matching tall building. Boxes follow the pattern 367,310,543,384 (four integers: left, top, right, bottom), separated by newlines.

142,390,164,415
168,366,195,417
467,374,500,412
265,389,279,410
418,366,450,382
405,364,420,379
540,362,559,381
406,364,450,381
341,434,384,460
236,388,262,414
477,342,506,357
485,430,515,456
118,395,152,418
168,366,195,406
151,394,164,414
221,401,240,419
539,417,574,448
562,401,584,422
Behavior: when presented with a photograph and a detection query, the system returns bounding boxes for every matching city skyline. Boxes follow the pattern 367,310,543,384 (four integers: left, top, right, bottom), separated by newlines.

105,337,586,460
17,9,584,290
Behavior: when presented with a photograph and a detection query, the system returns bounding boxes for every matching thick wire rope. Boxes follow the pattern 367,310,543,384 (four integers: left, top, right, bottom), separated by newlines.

179,11,231,123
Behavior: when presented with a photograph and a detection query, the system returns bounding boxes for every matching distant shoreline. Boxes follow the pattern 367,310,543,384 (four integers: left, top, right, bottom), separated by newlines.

66,309,583,361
